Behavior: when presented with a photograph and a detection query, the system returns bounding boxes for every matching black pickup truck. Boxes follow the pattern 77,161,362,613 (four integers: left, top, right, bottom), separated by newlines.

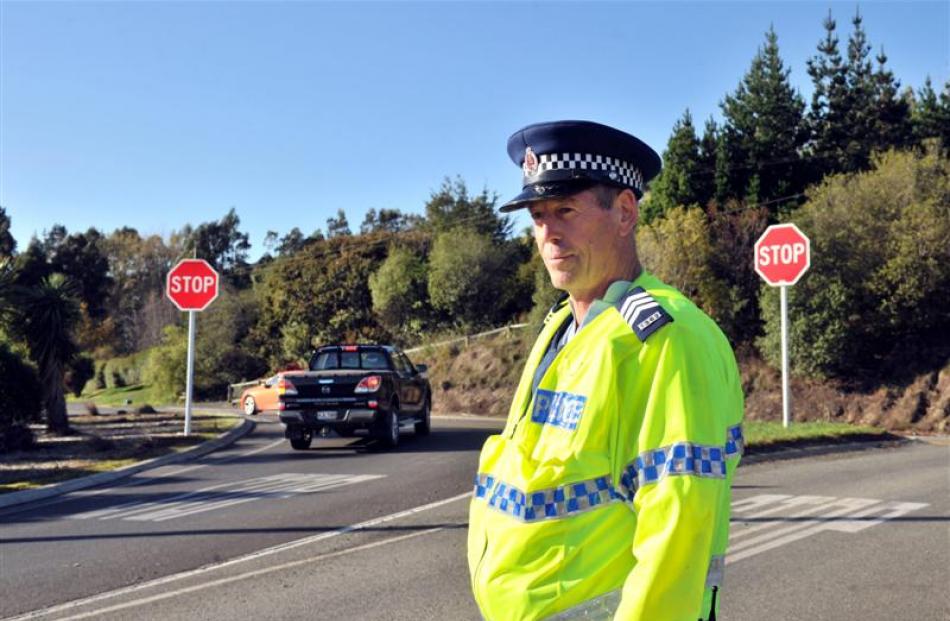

277,344,431,450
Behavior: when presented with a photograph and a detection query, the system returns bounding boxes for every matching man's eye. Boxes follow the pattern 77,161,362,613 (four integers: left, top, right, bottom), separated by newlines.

557,207,574,216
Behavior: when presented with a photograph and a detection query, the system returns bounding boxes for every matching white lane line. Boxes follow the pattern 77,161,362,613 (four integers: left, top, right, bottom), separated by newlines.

5,491,472,621
50,527,447,621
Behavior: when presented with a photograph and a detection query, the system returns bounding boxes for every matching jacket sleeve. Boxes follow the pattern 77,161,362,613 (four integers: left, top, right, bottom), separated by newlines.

612,325,735,621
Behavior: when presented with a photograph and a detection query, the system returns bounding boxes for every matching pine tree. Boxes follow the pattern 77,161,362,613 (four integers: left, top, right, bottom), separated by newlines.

912,77,950,151
872,47,913,151
806,10,850,178
696,117,719,207
842,9,879,171
643,109,703,222
720,26,807,213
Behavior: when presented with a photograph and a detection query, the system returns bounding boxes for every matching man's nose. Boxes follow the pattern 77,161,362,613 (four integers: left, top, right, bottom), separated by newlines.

535,217,562,243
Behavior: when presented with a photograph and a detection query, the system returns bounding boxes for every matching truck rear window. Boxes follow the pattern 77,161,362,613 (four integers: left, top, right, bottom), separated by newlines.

310,350,389,370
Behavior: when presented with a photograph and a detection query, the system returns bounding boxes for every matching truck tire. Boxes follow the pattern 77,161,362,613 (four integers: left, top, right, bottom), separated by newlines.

288,427,312,450
376,401,400,449
414,396,431,436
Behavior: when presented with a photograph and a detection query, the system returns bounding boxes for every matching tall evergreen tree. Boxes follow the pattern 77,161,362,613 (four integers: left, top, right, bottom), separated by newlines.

871,47,913,151
806,10,850,179
696,117,719,207
720,26,807,212
643,109,703,222
912,77,950,151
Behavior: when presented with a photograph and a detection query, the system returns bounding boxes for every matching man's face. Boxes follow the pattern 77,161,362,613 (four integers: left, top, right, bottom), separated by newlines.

528,188,634,299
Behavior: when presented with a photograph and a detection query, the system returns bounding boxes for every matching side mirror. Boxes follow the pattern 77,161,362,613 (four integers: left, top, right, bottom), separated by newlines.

415,364,428,374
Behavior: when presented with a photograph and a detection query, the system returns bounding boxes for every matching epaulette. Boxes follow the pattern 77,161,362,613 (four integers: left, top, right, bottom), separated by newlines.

616,286,673,342
542,293,570,326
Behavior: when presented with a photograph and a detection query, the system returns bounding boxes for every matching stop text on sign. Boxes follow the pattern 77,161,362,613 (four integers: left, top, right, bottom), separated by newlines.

166,259,220,311
169,275,217,294
754,223,811,286
758,242,807,267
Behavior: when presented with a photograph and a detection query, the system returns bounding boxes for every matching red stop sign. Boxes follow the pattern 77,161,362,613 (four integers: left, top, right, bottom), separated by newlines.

166,259,220,311
754,224,811,286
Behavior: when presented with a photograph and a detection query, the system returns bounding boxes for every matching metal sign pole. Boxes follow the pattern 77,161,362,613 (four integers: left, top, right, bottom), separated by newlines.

184,309,196,436
780,285,790,428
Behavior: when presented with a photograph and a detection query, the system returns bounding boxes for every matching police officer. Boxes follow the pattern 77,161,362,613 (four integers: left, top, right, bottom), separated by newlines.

467,120,744,621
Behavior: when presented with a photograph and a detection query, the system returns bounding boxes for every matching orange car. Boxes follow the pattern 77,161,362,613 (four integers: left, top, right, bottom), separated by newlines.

240,372,303,415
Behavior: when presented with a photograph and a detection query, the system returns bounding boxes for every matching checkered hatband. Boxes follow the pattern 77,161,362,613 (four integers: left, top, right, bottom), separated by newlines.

523,152,645,194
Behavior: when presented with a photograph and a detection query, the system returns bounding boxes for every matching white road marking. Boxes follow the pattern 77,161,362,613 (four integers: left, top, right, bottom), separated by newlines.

39,527,446,621
727,494,930,564
5,491,471,621
70,473,383,522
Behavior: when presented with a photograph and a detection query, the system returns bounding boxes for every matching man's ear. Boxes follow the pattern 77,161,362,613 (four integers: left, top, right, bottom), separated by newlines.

615,189,639,237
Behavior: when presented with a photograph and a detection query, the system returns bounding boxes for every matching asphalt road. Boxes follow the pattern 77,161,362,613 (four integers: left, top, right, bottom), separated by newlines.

1,416,947,621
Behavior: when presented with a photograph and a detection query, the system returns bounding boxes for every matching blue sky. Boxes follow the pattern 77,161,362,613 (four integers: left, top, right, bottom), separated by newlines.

2,1,947,259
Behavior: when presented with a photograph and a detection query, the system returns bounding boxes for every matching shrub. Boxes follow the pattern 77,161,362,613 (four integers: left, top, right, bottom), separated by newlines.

757,148,950,379
65,355,95,397
0,343,41,451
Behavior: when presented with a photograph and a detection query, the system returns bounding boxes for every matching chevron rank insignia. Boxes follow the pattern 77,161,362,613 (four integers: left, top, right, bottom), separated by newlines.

617,287,673,342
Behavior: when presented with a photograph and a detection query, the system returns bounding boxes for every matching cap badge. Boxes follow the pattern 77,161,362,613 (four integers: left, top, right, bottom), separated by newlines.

523,147,539,177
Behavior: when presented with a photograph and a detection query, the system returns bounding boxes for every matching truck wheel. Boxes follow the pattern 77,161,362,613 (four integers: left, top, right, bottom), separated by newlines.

414,397,431,436
289,428,312,450
243,396,257,416
377,402,400,449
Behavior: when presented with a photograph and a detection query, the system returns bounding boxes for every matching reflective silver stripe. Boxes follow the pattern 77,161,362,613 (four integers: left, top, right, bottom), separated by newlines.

544,589,621,621
706,554,725,588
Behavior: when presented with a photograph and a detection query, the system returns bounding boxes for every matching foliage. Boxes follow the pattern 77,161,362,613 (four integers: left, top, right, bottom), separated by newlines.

0,342,42,451
427,228,518,330
644,109,704,222
369,244,431,343
5,273,81,432
252,234,390,367
757,147,950,379
326,209,352,238
720,26,808,211
912,78,950,151
65,355,95,397
707,203,770,345
146,325,188,402
424,177,511,242
0,206,15,259
636,207,732,326
179,208,251,287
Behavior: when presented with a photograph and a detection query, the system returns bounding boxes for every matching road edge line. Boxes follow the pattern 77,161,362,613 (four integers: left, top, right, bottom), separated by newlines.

0,418,255,510
3,491,472,621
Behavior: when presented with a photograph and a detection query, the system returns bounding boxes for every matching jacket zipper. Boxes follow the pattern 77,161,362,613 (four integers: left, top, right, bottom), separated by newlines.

472,531,490,614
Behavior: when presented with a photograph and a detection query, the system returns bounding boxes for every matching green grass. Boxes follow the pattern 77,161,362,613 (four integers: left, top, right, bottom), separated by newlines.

69,383,174,407
744,420,886,446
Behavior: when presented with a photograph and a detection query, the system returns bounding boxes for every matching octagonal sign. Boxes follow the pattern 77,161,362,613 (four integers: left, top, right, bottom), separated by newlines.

754,224,811,286
166,259,219,311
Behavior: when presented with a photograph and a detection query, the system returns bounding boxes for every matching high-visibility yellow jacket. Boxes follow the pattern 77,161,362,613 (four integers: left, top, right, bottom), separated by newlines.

468,272,744,621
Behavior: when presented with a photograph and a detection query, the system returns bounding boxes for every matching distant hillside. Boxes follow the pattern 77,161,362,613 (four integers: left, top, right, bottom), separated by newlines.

421,330,949,433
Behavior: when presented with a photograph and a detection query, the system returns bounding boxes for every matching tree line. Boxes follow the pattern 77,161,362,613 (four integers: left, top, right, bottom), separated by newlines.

1,9,948,449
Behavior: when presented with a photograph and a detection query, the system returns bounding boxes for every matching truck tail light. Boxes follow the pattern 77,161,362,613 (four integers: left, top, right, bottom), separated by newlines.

355,375,381,393
277,377,298,396
278,401,286,411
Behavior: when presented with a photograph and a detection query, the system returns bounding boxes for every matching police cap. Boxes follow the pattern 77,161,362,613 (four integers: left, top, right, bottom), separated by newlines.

500,120,662,212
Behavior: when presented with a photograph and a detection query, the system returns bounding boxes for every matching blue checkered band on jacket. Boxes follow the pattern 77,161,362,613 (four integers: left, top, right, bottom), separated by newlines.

726,423,745,458
473,425,744,519
473,473,624,523
618,424,745,501
529,152,644,194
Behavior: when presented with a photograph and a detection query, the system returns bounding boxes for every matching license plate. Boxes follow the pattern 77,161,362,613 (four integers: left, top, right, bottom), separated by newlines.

316,410,337,421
